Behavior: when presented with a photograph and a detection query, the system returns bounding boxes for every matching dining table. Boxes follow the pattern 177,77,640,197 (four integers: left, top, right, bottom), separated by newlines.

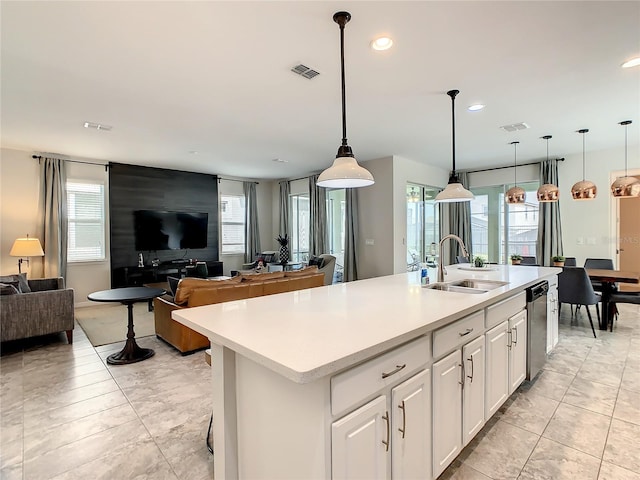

586,268,640,330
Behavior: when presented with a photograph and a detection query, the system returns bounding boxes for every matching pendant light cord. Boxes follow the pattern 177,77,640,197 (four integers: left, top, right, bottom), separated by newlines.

338,17,348,146
577,129,589,181
510,141,519,186
621,120,632,176
448,90,459,174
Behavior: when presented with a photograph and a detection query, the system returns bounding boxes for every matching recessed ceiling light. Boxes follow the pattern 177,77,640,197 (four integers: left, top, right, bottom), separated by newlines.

468,104,485,112
272,158,289,163
371,36,393,51
83,121,112,131
622,57,640,68
189,151,199,154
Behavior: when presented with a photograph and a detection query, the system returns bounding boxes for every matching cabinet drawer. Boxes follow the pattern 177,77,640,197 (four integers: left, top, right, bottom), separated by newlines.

331,335,430,417
485,292,526,329
433,311,484,359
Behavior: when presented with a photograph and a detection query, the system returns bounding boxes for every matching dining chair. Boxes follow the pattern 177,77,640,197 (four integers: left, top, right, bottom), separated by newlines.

607,290,640,331
557,266,599,338
564,257,577,267
455,255,470,264
521,256,537,265
584,257,618,323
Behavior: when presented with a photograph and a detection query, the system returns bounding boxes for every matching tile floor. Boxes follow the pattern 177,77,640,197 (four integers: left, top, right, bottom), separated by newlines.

1,302,639,480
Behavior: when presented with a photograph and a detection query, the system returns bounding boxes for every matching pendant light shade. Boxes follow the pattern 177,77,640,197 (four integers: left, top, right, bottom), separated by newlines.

435,90,474,203
571,129,597,200
317,12,374,189
506,141,525,204
611,120,640,198
537,135,560,202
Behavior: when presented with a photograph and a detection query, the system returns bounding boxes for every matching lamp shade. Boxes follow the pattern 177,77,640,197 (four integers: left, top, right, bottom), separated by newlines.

10,237,44,257
317,156,374,188
435,181,474,203
537,183,560,202
506,185,526,204
571,180,597,200
611,176,640,198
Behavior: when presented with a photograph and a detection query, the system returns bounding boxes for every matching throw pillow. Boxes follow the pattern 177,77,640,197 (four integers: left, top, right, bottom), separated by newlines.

0,282,20,295
0,273,30,293
308,256,325,269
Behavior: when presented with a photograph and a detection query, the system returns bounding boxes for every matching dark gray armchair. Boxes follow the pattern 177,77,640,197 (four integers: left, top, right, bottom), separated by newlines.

0,277,74,343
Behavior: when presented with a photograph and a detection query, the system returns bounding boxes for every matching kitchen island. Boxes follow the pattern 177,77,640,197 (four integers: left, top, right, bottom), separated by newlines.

174,264,560,479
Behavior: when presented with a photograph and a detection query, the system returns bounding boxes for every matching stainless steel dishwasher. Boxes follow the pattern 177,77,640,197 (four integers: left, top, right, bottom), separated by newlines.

526,280,549,380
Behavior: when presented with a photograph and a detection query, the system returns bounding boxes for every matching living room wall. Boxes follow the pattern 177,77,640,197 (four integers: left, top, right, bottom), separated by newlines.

108,163,219,286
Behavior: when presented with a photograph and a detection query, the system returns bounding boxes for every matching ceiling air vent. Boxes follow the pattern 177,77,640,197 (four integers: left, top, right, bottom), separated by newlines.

291,64,320,79
499,122,530,132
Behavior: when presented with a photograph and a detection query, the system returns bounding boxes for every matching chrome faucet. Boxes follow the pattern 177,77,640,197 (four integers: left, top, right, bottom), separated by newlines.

437,234,469,282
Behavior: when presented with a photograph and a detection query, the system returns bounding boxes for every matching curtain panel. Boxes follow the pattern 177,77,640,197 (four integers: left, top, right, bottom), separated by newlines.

536,159,563,266
243,182,261,263
308,175,328,256
344,188,359,282
36,157,68,279
279,180,290,239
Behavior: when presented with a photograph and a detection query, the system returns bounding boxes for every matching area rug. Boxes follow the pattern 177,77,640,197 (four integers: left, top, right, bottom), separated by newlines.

76,304,156,347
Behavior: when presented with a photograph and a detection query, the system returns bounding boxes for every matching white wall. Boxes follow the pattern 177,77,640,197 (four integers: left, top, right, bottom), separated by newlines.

357,155,449,279
559,144,640,267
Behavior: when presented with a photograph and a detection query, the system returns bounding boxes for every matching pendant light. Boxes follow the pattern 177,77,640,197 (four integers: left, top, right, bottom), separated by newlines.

506,141,525,204
435,89,474,203
536,135,560,202
571,129,597,200
317,12,374,189
611,120,640,198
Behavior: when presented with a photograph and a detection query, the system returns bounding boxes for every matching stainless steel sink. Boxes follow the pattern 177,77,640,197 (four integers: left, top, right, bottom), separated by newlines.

449,279,508,290
424,279,508,294
424,283,488,294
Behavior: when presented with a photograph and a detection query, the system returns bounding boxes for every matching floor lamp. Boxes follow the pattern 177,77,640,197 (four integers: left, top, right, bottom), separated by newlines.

10,236,44,273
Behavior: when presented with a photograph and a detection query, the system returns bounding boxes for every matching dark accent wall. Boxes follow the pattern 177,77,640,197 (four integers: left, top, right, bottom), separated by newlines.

109,163,219,286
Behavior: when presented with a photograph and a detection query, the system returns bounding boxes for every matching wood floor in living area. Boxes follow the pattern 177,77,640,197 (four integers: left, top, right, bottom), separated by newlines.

1,303,639,480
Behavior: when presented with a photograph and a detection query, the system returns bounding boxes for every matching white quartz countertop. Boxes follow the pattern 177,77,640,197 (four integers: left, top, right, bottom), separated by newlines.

173,265,560,384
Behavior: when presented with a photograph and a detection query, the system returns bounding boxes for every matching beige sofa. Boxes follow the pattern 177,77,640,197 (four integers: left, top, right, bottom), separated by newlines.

154,268,324,353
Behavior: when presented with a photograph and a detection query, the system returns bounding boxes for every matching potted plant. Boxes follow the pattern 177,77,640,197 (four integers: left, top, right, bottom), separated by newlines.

552,255,565,267
510,254,522,265
473,256,485,268
276,234,289,265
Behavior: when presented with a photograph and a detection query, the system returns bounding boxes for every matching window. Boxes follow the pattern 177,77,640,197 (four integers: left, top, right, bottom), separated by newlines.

220,194,245,254
406,184,440,270
469,181,540,263
290,193,309,262
326,188,346,282
67,181,105,262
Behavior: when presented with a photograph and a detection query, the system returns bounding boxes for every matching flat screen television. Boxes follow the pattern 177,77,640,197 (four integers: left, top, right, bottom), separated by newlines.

134,210,208,251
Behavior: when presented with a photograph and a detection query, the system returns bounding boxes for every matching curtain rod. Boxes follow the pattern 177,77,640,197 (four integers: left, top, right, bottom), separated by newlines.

217,177,259,185
465,158,564,174
32,155,109,170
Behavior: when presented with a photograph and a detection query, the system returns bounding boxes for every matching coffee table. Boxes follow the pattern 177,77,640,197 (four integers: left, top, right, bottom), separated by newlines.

87,286,166,365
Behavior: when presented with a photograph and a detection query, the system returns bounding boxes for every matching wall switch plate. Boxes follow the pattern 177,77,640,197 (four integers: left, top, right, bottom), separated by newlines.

365,239,374,246
587,237,596,245
576,237,584,245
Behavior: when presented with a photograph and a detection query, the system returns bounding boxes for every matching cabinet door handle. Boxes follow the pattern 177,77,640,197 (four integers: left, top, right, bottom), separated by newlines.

512,325,518,346
459,328,474,337
398,400,406,439
381,364,406,379
382,411,390,451
459,363,465,387
467,354,474,383
507,328,512,350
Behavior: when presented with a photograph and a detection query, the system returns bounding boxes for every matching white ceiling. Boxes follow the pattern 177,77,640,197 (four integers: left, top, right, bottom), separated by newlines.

2,1,639,181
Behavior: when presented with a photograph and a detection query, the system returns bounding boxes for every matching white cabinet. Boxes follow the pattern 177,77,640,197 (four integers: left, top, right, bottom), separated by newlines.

391,369,431,480
462,335,485,446
332,395,388,480
484,309,528,419
509,310,527,394
485,321,509,419
331,336,432,480
433,350,462,479
432,311,486,479
332,370,431,480
547,276,559,353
